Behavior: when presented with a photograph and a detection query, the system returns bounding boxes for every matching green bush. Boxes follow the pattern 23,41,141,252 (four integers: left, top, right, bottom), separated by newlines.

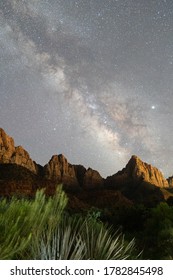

0,185,67,259
143,203,173,259
0,186,137,260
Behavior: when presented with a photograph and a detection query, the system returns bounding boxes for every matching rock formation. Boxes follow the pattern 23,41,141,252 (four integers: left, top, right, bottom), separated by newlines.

106,155,169,188
43,156,104,190
105,155,171,206
82,168,104,189
0,128,37,174
167,176,173,188
43,154,80,190
126,155,169,187
0,128,173,208
74,164,87,186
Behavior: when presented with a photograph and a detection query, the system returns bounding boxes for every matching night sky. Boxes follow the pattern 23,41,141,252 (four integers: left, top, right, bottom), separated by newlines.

0,0,173,178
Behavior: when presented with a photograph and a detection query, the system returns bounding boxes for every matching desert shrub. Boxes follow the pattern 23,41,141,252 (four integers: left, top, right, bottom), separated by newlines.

0,185,67,259
143,203,173,259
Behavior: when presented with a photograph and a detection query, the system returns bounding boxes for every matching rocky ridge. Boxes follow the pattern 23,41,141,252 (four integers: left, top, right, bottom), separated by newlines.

105,155,171,206
0,128,173,207
0,128,104,191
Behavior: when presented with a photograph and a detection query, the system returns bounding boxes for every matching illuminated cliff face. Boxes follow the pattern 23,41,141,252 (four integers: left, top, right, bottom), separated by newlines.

0,128,37,174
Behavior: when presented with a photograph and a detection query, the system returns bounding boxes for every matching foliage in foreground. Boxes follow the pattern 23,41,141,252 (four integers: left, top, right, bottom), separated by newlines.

143,203,173,259
31,214,137,260
0,186,137,260
103,202,173,259
0,186,67,259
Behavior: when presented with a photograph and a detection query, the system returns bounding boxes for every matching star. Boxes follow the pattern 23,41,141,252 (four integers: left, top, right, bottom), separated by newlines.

0,0,173,178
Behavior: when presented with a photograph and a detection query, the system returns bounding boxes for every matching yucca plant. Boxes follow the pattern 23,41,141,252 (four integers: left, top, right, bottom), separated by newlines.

30,215,86,260
30,213,137,260
0,185,138,260
80,220,136,260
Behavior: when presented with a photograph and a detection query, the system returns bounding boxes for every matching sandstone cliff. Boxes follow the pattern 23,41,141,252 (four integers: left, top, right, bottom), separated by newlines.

43,156,104,190
43,154,80,190
105,155,169,206
82,168,104,189
126,155,169,187
0,128,37,174
1,128,173,207
106,155,168,188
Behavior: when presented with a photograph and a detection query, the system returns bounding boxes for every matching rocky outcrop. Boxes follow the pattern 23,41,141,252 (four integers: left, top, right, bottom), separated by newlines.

0,163,56,197
82,168,104,189
0,128,15,160
105,155,169,206
0,128,37,174
43,154,80,190
126,155,169,187
1,128,173,207
106,155,168,189
74,165,104,189
167,176,173,187
44,154,76,179
44,158,104,190
74,165,87,186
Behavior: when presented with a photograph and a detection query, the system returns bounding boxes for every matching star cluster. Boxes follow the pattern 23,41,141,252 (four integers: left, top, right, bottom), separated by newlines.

0,0,173,177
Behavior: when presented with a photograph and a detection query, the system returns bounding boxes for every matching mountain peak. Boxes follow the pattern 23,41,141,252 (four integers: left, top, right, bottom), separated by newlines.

127,154,142,166
0,128,37,174
126,155,168,187
0,127,173,206
0,128,170,189
44,153,76,180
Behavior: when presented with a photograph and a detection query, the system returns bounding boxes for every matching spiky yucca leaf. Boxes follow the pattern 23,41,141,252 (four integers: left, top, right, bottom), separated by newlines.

80,220,136,260
30,214,85,260
0,185,137,260
30,214,137,260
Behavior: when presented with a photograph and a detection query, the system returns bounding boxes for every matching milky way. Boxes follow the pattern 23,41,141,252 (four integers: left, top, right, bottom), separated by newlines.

0,0,173,177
